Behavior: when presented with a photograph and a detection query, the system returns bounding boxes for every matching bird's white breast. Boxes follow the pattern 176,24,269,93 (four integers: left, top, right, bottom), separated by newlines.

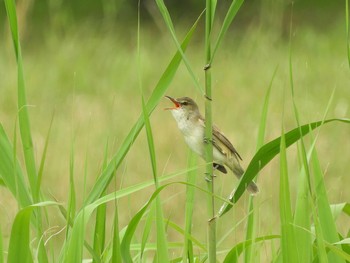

171,109,204,157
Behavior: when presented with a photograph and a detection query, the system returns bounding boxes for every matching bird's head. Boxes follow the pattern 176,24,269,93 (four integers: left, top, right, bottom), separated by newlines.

164,96,199,114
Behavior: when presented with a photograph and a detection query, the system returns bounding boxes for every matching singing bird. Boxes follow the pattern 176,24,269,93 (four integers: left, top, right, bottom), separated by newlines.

165,96,259,194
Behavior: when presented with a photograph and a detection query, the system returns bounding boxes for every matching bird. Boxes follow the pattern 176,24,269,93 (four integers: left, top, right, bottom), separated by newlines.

165,96,259,194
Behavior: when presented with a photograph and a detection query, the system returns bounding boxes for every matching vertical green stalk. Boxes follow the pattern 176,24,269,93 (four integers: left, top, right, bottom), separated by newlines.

346,0,350,68
183,151,197,262
0,226,3,263
4,0,37,199
245,68,276,262
204,0,216,262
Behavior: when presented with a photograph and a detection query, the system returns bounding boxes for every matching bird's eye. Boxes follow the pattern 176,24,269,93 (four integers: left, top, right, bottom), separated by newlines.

182,101,188,106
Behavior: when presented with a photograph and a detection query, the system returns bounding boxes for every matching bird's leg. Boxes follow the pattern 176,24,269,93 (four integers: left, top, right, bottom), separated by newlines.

213,163,220,170
204,137,216,182
204,172,216,182
204,173,212,182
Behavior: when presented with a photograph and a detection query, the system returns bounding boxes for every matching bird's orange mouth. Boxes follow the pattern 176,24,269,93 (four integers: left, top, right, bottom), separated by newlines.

164,96,180,110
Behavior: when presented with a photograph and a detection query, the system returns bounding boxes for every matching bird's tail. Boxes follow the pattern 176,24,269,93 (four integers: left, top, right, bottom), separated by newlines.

230,161,259,195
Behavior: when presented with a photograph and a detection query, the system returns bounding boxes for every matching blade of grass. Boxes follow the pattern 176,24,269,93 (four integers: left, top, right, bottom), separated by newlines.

120,180,231,262
8,209,34,263
83,13,203,206
65,178,220,262
306,89,343,262
288,16,314,260
135,14,167,262
65,142,76,240
7,202,59,263
35,113,54,203
245,66,277,263
311,157,334,263
155,0,204,94
93,141,109,262
346,0,350,68
211,0,244,64
111,204,122,263
120,183,181,263
279,123,298,263
0,227,3,263
324,242,350,262
183,151,197,263
293,164,312,261
326,243,350,262
165,219,206,252
0,123,31,207
210,0,217,26
311,148,341,262
219,118,350,216
34,115,53,263
142,95,169,262
140,203,156,260
4,0,38,197
223,235,280,263
330,203,350,219
204,0,216,262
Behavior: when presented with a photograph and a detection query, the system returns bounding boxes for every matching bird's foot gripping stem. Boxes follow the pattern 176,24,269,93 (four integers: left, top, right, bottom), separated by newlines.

204,172,216,182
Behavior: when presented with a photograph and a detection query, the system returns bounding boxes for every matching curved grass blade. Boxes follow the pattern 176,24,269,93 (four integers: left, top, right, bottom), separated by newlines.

35,114,54,202
140,202,155,260
120,180,229,263
211,0,244,64
64,180,206,262
7,202,59,263
120,184,177,263
84,13,203,206
166,219,206,252
64,182,174,263
245,66,277,263
219,118,350,216
279,124,298,263
142,95,169,262
223,235,280,263
93,141,109,262
325,242,350,261
111,206,122,263
312,147,344,263
330,203,350,218
155,0,204,94
0,123,32,207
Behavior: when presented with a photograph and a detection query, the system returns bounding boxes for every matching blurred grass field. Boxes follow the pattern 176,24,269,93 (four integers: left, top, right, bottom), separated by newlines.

1,2,350,261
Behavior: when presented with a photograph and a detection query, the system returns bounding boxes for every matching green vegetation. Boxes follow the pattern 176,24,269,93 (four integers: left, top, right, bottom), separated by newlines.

1,0,350,262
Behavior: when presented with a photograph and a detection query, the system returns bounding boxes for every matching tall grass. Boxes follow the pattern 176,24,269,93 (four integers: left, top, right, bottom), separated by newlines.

1,0,350,262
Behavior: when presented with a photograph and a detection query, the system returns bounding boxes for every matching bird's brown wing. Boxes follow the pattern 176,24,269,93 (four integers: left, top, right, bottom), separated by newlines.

198,117,242,161
212,125,243,161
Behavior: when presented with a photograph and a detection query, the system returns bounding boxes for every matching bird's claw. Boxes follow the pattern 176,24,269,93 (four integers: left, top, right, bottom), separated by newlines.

205,175,212,182
205,172,216,182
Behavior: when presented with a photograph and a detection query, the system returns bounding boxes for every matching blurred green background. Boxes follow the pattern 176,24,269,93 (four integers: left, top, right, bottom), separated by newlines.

1,0,350,260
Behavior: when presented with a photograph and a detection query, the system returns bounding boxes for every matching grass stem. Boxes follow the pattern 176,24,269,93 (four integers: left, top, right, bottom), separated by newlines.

204,0,216,262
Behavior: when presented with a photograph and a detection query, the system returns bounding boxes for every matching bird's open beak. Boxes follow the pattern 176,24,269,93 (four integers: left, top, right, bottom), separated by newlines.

164,96,180,110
